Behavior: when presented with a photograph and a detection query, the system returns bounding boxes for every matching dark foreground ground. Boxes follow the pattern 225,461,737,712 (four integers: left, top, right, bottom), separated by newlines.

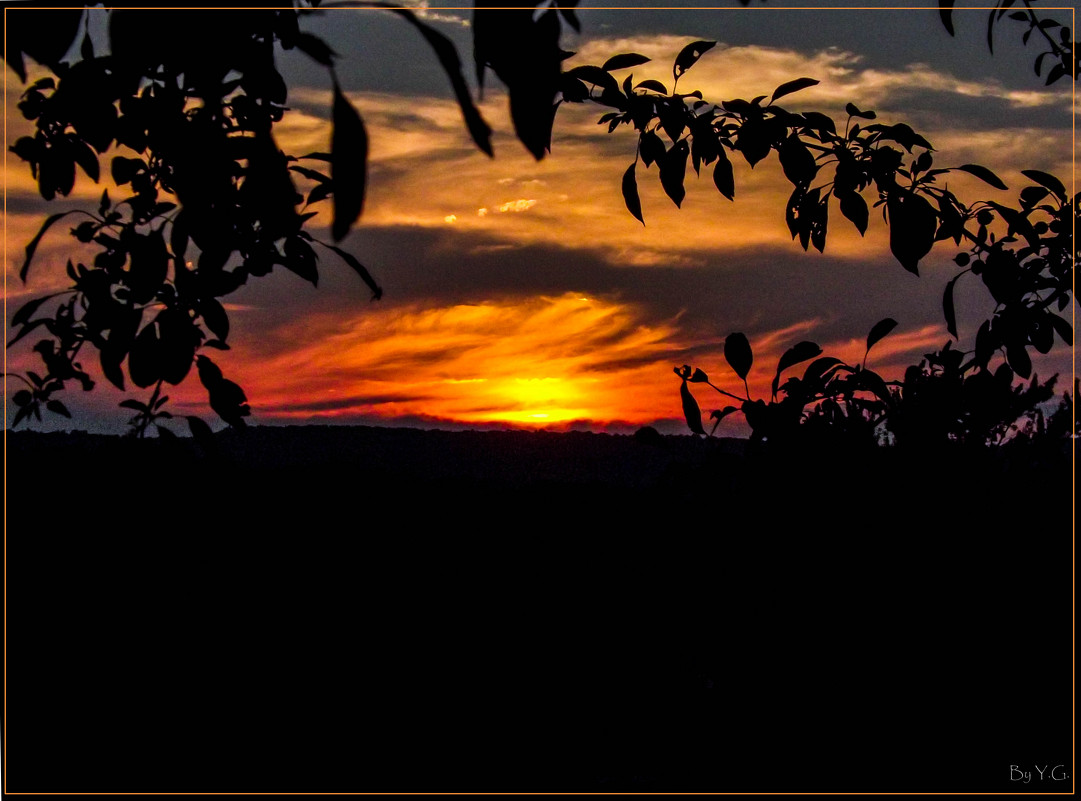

4,426,1075,793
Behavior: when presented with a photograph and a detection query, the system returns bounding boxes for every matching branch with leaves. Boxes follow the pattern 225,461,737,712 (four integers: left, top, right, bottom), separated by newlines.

5,2,581,434
939,0,1078,86
561,40,1073,397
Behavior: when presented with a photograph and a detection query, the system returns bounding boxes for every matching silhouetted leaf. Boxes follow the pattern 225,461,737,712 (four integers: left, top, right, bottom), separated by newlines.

622,162,645,225
13,390,32,407
127,229,169,305
844,102,876,120
7,320,47,349
710,406,739,421
295,31,336,65
1031,314,1054,354
955,163,1008,190
770,77,818,103
940,0,955,35
473,5,562,159
724,332,753,380
777,134,816,187
11,293,62,328
856,369,892,405
199,299,230,341
887,192,937,275
736,117,772,168
987,201,1040,249
2,7,83,81
659,140,689,207
20,212,76,282
712,150,734,201
800,111,836,134
810,196,828,253
868,123,933,153
773,341,821,396
187,415,216,448
1049,313,1072,345
321,242,383,300
602,53,650,71
128,309,199,388
197,355,250,428
566,65,619,95
943,274,962,338
1021,169,1067,202
330,78,368,242
866,318,898,353
690,368,708,383
111,156,141,185
657,100,686,142
12,405,32,428
709,405,739,435
673,40,715,82
307,183,333,207
128,323,160,389
384,6,492,157
1006,342,1031,378
99,309,140,391
283,236,319,286
289,165,332,184
1019,186,1049,207
636,79,668,95
838,191,868,235
156,314,198,384
72,140,100,183
974,320,994,369
803,356,842,383
45,399,71,418
680,380,706,435
639,130,665,167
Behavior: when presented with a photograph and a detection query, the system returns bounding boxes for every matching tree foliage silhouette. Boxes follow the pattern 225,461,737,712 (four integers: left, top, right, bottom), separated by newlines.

3,1,1075,444
4,1,578,434
552,26,1074,445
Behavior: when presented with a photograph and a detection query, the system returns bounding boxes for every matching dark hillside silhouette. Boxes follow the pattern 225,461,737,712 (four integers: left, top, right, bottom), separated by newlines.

5,426,1073,791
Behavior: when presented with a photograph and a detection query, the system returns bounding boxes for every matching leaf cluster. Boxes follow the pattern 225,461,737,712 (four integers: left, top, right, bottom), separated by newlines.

675,320,897,447
4,3,575,433
940,0,1077,86
678,320,1072,452
570,40,1073,440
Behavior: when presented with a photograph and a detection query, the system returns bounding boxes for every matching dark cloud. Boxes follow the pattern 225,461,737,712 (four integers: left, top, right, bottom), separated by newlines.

326,223,947,333
262,392,438,413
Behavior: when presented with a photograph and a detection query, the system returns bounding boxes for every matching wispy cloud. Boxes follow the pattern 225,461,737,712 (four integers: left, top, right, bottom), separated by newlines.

213,293,685,426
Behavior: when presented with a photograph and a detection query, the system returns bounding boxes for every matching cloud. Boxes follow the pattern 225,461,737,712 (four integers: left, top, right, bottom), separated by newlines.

270,36,1070,273
210,293,686,427
5,23,1072,436
567,35,1071,117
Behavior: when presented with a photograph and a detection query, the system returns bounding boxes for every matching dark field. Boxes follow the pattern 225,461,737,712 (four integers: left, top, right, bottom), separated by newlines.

4,426,1074,792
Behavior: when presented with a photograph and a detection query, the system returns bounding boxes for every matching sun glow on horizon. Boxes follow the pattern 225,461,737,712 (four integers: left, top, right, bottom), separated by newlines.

207,293,686,428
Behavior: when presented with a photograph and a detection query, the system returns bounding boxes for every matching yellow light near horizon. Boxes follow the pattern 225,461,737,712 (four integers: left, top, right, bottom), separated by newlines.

509,376,567,404
196,293,686,428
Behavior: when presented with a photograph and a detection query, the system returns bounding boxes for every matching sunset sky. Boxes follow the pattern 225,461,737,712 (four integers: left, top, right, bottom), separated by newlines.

4,1,1075,435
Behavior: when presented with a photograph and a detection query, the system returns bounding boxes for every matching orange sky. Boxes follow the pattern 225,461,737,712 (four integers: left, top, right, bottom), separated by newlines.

4,8,1076,435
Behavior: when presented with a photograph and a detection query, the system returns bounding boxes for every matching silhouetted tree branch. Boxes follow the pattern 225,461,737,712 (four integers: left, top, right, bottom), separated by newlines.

3,2,1074,444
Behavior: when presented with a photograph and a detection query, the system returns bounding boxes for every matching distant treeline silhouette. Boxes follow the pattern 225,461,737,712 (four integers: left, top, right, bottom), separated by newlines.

5,424,1072,791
